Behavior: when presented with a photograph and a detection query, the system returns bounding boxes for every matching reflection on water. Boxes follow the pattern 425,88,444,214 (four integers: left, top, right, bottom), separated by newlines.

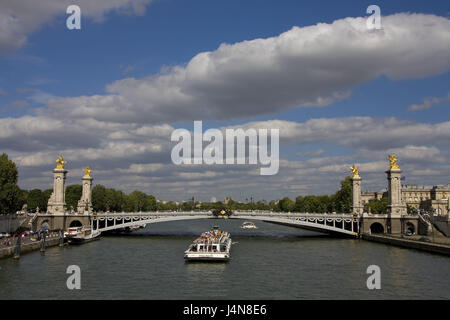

0,219,449,299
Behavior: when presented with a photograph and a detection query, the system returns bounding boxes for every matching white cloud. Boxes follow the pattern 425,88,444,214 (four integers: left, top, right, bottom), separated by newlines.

0,0,154,53
40,13,450,123
296,149,326,157
1,113,449,201
232,117,450,149
408,92,450,111
118,163,166,174
2,11,450,200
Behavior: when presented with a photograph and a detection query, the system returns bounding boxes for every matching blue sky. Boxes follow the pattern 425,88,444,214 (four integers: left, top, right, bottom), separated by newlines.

0,0,449,201
2,0,449,120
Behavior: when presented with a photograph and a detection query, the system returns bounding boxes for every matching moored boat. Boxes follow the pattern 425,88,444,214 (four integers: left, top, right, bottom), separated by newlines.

184,226,231,261
66,227,101,244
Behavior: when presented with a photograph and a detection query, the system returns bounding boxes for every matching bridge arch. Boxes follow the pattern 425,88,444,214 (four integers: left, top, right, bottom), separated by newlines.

93,212,359,237
405,222,415,234
69,220,83,227
370,222,384,234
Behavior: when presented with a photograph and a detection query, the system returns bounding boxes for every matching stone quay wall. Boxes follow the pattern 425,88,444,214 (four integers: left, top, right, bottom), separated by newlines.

362,234,450,256
0,237,60,259
0,214,25,233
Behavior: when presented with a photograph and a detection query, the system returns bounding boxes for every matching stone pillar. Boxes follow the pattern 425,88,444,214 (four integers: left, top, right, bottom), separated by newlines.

47,168,68,215
77,167,93,214
386,168,407,217
351,176,363,215
386,155,407,234
447,197,450,221
349,164,363,215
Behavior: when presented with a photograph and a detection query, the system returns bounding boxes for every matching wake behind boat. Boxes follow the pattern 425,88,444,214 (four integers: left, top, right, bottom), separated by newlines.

66,227,101,244
184,226,231,262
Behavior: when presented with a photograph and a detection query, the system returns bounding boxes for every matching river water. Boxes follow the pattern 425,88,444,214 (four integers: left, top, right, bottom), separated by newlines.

0,219,449,299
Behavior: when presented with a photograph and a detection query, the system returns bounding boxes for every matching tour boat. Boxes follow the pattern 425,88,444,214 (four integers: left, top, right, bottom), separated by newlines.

241,221,258,229
184,226,231,262
66,227,101,244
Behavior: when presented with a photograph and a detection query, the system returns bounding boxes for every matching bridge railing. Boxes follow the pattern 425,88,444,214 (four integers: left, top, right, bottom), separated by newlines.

94,211,356,217
91,211,359,237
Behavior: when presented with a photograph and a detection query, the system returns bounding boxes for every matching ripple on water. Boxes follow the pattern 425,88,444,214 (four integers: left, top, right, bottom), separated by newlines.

0,219,449,299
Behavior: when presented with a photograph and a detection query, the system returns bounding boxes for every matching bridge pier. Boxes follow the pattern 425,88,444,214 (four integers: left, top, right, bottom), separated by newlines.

40,233,46,252
360,214,420,236
32,214,93,232
13,235,21,259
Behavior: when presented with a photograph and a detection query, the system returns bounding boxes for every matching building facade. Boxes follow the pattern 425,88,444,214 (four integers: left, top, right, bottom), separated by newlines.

362,184,450,215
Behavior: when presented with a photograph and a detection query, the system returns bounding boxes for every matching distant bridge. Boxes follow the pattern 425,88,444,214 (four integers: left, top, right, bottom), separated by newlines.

90,211,359,237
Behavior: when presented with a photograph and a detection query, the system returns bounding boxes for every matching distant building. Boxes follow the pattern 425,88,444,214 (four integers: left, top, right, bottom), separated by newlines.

362,184,450,215
361,190,385,204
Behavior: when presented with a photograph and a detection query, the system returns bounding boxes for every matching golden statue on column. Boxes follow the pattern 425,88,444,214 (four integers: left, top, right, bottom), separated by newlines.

55,155,67,169
349,164,360,178
389,155,400,170
84,166,92,178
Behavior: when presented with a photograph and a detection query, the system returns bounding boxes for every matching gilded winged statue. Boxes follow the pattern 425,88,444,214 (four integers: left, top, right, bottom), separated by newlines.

389,155,400,169
84,166,92,177
349,164,360,178
55,155,67,169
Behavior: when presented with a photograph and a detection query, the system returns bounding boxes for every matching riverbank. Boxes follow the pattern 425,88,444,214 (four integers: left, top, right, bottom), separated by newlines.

0,236,62,259
361,233,450,256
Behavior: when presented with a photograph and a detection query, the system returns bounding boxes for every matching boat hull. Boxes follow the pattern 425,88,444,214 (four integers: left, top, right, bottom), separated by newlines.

184,253,230,262
67,236,100,245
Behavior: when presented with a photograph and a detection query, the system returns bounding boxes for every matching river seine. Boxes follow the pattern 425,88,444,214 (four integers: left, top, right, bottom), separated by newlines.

0,219,449,299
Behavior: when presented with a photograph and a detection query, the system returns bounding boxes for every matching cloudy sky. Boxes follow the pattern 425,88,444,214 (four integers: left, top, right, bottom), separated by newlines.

1,0,449,202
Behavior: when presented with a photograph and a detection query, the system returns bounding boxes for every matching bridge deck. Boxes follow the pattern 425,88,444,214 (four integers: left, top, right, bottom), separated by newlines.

91,211,359,237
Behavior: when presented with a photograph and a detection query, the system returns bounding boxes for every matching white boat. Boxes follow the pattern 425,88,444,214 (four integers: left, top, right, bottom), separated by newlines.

241,221,258,229
184,226,231,262
66,227,101,244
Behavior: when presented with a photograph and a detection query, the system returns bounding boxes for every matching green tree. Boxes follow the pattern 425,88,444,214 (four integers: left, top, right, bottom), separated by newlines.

27,189,47,212
92,184,107,211
303,195,320,212
333,176,352,213
65,184,82,211
18,188,28,211
279,197,295,212
105,188,125,212
42,189,53,212
294,196,305,212
127,190,147,211
158,201,178,211
0,153,22,214
145,194,157,211
365,198,388,214
269,200,280,212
